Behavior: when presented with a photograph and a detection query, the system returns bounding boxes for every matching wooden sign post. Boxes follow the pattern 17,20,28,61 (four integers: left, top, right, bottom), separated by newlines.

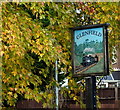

86,76,96,110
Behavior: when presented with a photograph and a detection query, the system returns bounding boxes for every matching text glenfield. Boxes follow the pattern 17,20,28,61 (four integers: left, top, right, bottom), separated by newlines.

76,30,102,39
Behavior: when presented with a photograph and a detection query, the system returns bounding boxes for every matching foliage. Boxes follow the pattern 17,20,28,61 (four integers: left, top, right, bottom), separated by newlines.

61,78,86,108
1,2,119,108
2,2,85,107
93,2,120,63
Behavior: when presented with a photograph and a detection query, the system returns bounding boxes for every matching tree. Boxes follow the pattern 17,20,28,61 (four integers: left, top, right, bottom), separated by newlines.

92,2,120,63
2,2,88,107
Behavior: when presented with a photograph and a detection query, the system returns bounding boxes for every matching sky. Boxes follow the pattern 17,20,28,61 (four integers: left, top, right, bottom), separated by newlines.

74,27,103,46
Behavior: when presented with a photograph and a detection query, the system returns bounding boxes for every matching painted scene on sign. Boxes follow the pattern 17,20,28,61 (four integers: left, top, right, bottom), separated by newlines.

74,27,104,74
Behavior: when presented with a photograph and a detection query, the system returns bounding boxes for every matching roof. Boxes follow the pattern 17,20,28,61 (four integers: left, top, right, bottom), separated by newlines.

112,71,120,80
102,71,120,80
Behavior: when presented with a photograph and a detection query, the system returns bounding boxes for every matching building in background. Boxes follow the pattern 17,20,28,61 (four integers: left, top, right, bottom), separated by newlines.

98,47,120,88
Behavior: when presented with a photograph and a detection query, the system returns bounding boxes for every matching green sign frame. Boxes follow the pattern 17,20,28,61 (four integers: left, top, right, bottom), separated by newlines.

70,23,110,77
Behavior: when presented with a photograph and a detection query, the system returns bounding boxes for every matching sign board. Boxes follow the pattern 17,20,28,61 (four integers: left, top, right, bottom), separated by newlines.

70,24,109,77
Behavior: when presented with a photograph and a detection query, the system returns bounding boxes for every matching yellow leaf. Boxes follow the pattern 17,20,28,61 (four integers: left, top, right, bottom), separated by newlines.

48,94,53,99
45,46,49,51
82,80,85,83
71,94,74,97
73,96,77,101
0,51,4,57
22,68,27,74
70,87,74,90
38,45,44,51
14,93,18,98
102,6,108,11
12,71,17,76
115,16,119,20
8,92,12,95
5,54,9,59
68,90,71,94
39,53,44,57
